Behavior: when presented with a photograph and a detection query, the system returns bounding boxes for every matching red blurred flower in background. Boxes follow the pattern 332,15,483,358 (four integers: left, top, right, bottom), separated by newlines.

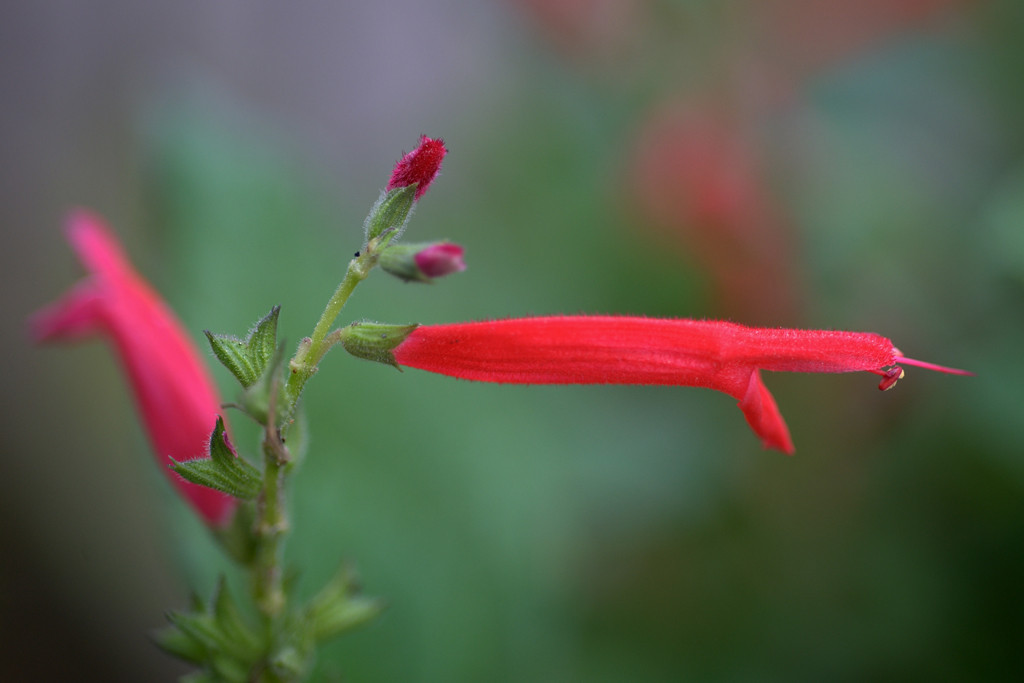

751,0,970,87
30,210,235,526
627,103,801,322
513,0,972,321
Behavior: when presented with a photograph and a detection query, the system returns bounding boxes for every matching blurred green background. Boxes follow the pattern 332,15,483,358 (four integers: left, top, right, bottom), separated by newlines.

3,1,1023,680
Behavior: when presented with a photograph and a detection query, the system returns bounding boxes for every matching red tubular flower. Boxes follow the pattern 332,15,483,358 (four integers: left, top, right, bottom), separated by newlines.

30,210,236,526
392,316,970,454
387,135,448,199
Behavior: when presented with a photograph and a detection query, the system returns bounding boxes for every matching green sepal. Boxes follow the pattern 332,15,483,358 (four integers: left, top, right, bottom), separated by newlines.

170,417,261,500
378,242,431,282
304,564,385,643
363,185,417,245
156,578,263,680
338,321,419,369
205,306,281,389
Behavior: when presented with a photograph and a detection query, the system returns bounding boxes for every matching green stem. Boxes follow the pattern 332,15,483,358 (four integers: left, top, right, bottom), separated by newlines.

253,451,286,620
253,373,290,623
248,372,294,683
284,252,374,409
246,244,377,674
254,249,374,612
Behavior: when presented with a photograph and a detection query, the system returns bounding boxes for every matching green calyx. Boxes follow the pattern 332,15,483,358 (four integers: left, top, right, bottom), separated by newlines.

363,185,417,245
303,564,385,643
378,242,433,282
338,321,419,369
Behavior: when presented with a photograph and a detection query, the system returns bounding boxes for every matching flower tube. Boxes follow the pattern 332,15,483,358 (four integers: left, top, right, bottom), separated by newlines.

30,210,236,526
391,316,970,454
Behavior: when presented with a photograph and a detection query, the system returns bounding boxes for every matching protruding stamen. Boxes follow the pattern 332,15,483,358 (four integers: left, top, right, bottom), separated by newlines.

893,355,973,376
878,366,904,391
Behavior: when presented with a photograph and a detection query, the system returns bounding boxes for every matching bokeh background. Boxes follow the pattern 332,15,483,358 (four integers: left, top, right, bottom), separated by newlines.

3,1,1023,680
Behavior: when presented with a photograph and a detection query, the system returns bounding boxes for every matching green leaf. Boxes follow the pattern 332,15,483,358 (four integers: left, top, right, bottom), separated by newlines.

170,418,261,499
159,577,264,679
304,564,385,643
247,306,280,370
209,655,250,683
165,612,225,657
363,185,417,244
153,623,209,664
213,581,260,655
204,332,256,388
205,306,281,389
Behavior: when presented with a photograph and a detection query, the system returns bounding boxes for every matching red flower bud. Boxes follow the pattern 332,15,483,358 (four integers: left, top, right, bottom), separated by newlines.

379,242,465,283
413,243,466,279
386,135,447,200
30,210,237,526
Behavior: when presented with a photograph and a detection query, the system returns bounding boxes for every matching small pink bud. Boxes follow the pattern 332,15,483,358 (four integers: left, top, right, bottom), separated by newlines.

414,243,466,279
379,241,466,283
387,135,447,200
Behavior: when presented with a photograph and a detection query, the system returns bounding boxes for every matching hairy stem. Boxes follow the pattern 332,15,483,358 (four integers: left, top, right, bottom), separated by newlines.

284,251,375,413
253,375,290,622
